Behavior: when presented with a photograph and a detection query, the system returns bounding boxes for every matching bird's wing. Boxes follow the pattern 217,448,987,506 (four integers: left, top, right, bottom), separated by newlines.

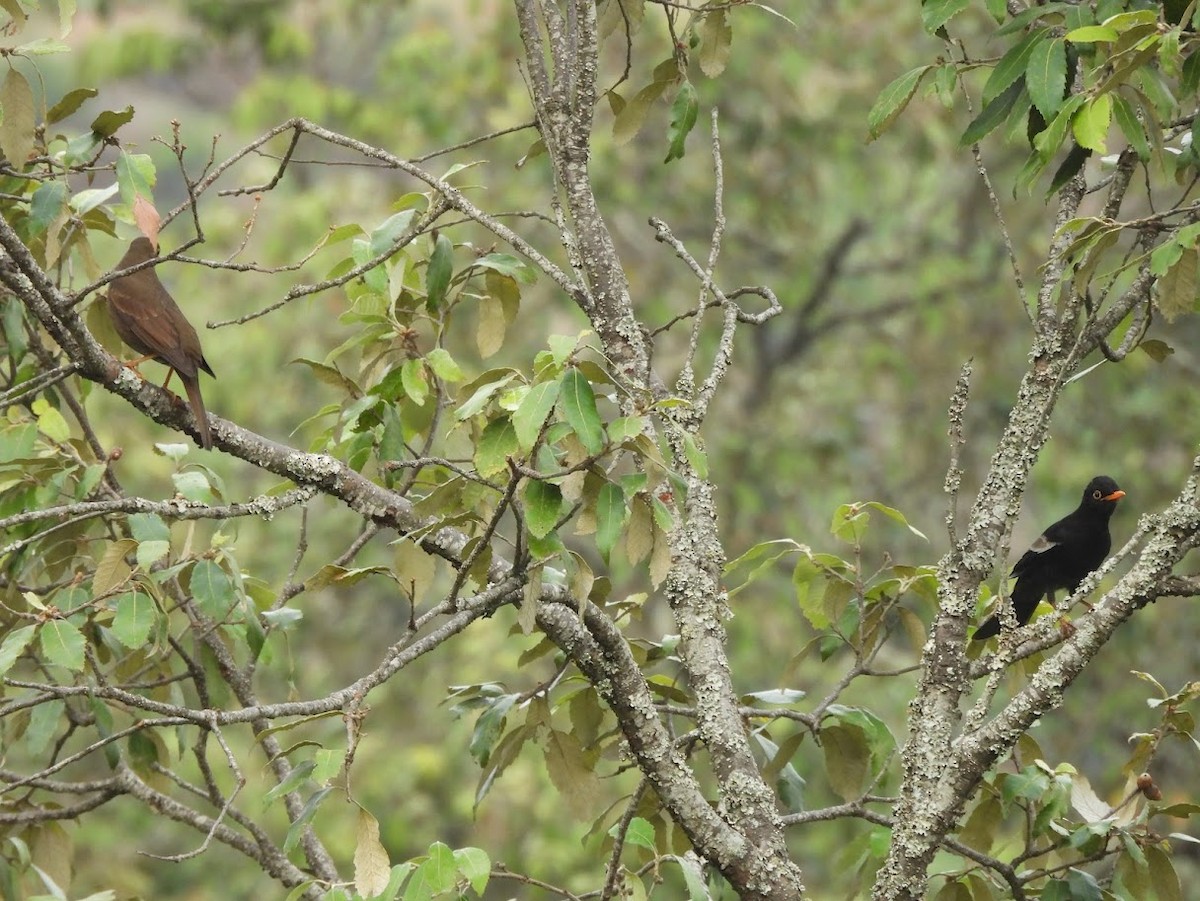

1010,531,1060,577
109,277,196,376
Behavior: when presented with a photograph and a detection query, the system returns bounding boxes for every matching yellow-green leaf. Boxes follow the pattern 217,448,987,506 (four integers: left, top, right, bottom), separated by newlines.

354,808,391,899
0,69,35,168
41,619,85,671
1073,94,1112,153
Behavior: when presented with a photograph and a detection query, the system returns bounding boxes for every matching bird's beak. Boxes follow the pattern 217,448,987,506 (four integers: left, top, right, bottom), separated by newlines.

1103,489,1126,501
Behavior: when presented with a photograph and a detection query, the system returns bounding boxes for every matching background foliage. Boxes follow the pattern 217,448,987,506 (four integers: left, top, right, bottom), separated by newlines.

2,0,1200,899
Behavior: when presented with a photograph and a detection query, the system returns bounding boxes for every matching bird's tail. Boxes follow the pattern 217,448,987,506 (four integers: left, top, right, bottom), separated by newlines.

182,374,212,450
971,578,1044,641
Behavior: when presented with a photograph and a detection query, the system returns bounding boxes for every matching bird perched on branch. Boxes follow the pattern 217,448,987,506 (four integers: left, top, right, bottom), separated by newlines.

107,237,215,450
972,475,1125,640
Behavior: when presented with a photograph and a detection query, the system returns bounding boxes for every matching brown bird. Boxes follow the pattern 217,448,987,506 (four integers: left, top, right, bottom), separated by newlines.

107,237,215,450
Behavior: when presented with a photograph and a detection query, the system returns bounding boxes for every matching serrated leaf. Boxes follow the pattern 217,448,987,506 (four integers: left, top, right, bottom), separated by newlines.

665,79,698,163
283,787,331,854
613,79,669,145
190,559,237,620
698,9,731,77
475,252,537,285
475,416,518,478
613,816,656,851
28,181,69,237
90,106,134,138
921,0,970,34
595,482,625,562
292,357,360,397
400,358,429,406
523,480,565,539
426,347,464,382
1112,93,1150,161
354,808,391,898
984,29,1047,106
542,728,601,819
1139,338,1174,361
41,619,85,671
93,538,135,597
425,233,453,311
1157,247,1197,321
512,378,561,450
0,624,37,677
0,69,35,168
868,66,931,140
559,368,604,455
32,398,70,442
821,721,869,801
115,151,155,206
961,78,1024,145
625,494,654,565
368,209,416,258
112,590,155,649
1073,94,1112,153
1066,25,1119,43
452,847,490,896
1026,37,1067,118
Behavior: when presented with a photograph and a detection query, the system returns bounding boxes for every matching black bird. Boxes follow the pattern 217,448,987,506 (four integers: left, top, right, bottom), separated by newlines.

972,476,1125,640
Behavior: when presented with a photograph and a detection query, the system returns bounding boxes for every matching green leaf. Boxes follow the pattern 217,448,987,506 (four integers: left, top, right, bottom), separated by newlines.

0,624,37,677
283,787,332,854
28,181,69,237
921,0,970,34
984,28,1047,106
524,480,565,540
559,368,605,455
452,847,491,896
613,817,656,851
474,252,536,285
1026,37,1067,118
1066,25,1119,43
31,398,70,443
426,347,464,382
512,378,562,450
425,233,453,311
595,482,626,562
1147,844,1184,901
112,590,156,649
46,87,96,124
115,151,156,206
1112,93,1150,161
368,209,417,257
190,560,237,620
401,358,429,405
681,431,708,478
1073,93,1112,153
664,79,698,163
868,66,931,140
475,416,518,478
263,760,316,809
961,78,1024,145
41,619,85,671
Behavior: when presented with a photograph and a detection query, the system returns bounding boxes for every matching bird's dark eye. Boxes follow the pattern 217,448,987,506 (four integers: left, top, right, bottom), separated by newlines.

1092,489,1102,499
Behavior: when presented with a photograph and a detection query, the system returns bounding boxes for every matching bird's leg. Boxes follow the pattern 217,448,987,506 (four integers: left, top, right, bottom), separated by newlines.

1052,591,1078,637
122,353,155,375
162,368,176,391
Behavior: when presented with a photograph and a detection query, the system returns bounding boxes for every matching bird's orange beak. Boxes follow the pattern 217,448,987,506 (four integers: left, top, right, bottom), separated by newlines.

1103,489,1125,501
